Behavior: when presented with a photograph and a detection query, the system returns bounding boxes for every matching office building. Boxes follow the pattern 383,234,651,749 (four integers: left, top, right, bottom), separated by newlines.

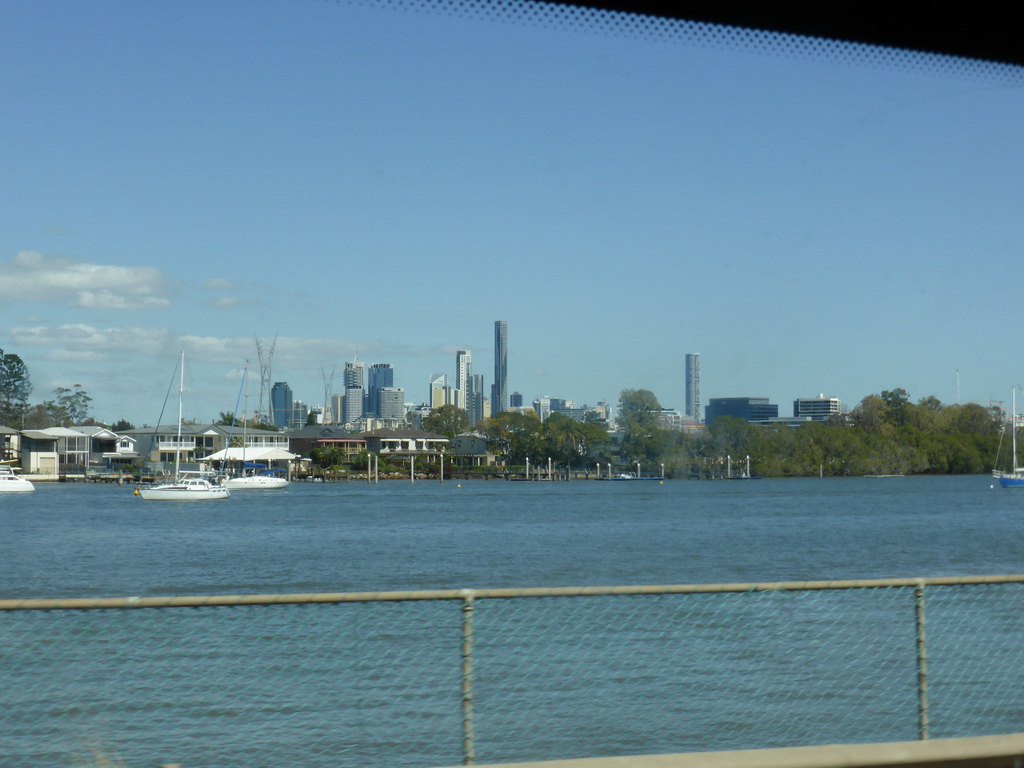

429,373,450,409
378,387,405,420
705,397,778,425
270,382,293,429
368,363,394,417
533,396,551,423
793,395,843,422
510,392,523,408
290,400,309,430
344,360,365,390
342,359,365,426
685,353,701,423
492,320,508,414
468,373,485,425
342,388,364,425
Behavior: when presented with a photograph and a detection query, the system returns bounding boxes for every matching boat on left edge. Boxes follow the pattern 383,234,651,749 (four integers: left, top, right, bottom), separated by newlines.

135,350,231,502
0,464,35,492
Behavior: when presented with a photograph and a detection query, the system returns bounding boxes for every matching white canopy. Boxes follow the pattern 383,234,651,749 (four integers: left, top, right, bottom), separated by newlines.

200,447,298,462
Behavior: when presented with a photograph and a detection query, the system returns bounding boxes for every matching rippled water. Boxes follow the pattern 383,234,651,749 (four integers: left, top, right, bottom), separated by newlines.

1,474,1018,598
2,475,1022,768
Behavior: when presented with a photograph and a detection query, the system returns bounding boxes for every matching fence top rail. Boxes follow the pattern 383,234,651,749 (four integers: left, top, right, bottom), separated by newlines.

3,574,1024,611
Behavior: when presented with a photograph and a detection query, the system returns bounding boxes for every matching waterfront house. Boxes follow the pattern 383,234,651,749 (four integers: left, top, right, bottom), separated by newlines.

19,430,59,475
447,433,495,467
0,425,20,465
122,424,231,474
287,425,366,461
362,428,447,457
69,426,140,474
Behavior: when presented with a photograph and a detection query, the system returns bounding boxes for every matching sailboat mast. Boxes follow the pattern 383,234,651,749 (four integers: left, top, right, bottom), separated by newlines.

242,361,249,469
175,350,184,479
1013,388,1018,472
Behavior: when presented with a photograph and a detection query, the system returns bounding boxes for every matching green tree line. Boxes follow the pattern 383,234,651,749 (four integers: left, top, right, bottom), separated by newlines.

621,387,1004,478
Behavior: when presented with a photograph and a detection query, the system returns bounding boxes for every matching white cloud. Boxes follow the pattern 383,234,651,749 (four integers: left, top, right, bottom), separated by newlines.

10,324,428,378
210,297,243,307
12,324,171,359
0,251,173,310
206,278,235,290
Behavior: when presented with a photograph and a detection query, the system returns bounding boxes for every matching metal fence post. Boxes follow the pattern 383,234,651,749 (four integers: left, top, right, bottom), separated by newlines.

461,591,476,765
915,580,929,740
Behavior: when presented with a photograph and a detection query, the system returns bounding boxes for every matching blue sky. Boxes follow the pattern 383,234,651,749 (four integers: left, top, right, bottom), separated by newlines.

2,1,1022,426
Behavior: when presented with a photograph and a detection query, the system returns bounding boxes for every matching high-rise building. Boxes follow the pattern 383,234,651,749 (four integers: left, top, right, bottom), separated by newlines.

270,382,293,429
377,387,406,420
290,400,308,430
344,360,365,390
685,353,701,423
469,373,485,425
510,391,523,408
368,363,394,417
429,373,450,408
492,320,508,414
342,359,365,425
330,393,344,425
342,388,364,425
455,350,471,410
533,396,551,423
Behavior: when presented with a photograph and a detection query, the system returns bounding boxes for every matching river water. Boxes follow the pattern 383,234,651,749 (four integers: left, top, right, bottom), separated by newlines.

1,474,1020,598
2,475,1023,768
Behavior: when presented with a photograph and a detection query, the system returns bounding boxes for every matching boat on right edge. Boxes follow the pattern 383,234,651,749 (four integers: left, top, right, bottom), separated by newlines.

992,387,1024,488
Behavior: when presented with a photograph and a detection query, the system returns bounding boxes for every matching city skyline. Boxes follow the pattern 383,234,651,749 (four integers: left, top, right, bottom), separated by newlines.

2,2,1021,426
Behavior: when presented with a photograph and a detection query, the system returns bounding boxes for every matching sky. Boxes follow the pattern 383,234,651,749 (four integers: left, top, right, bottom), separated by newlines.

2,0,1023,426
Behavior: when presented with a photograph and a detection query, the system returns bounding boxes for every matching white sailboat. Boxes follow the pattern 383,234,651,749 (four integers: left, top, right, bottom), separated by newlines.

223,362,289,490
136,351,231,501
993,387,1024,488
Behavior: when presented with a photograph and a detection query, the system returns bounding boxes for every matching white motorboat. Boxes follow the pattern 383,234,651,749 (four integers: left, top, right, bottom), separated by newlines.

0,465,35,492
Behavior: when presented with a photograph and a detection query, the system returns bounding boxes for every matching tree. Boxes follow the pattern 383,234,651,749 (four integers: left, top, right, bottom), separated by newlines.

217,411,239,426
851,394,890,433
0,350,32,426
53,385,92,426
111,419,136,432
617,389,669,464
478,410,543,464
422,404,470,439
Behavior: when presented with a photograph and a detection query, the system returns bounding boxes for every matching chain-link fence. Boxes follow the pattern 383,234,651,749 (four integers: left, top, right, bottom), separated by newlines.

2,576,1023,768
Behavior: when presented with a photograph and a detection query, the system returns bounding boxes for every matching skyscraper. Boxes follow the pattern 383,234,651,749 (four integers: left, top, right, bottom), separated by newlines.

368,363,394,417
344,359,365,390
455,350,471,411
492,320,508,414
685,353,701,423
343,359,365,425
270,382,293,429
469,373,485,425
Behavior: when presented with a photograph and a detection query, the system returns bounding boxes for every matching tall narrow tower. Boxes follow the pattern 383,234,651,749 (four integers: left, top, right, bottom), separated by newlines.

685,353,701,423
455,350,471,410
492,320,508,414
